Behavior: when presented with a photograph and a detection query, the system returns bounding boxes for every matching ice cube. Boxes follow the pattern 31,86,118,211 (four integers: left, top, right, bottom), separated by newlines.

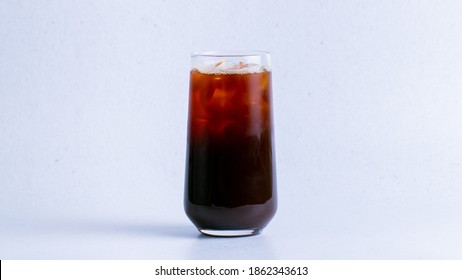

207,88,235,112
195,61,265,74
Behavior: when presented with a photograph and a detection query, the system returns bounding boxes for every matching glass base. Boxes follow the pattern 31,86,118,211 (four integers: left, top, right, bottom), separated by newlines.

199,228,262,237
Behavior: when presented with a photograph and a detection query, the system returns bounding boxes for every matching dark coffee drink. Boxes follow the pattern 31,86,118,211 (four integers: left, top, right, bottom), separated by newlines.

185,52,277,237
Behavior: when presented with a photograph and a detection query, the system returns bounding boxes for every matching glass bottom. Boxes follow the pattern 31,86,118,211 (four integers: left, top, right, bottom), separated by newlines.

199,228,262,237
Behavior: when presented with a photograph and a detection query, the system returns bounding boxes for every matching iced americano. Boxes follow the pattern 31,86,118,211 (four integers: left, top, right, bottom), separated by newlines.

185,52,277,237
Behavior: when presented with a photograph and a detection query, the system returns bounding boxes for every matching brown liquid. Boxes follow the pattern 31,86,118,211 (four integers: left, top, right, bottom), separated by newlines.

185,69,277,230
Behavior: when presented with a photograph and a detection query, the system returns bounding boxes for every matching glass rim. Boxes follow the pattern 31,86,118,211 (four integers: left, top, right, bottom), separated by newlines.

191,50,270,58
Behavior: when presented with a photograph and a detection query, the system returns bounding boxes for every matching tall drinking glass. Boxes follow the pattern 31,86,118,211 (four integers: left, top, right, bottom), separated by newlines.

185,51,277,237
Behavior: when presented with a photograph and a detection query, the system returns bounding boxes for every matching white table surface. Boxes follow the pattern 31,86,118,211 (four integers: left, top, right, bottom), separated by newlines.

1,0,462,259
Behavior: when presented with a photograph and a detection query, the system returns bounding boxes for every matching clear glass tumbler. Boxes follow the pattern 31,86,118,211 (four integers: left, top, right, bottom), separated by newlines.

184,51,277,237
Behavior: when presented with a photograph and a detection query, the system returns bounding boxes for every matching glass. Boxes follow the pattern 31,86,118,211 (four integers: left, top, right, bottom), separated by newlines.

184,51,277,237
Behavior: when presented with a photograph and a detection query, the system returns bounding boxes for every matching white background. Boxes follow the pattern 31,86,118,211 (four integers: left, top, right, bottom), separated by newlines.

1,0,462,259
